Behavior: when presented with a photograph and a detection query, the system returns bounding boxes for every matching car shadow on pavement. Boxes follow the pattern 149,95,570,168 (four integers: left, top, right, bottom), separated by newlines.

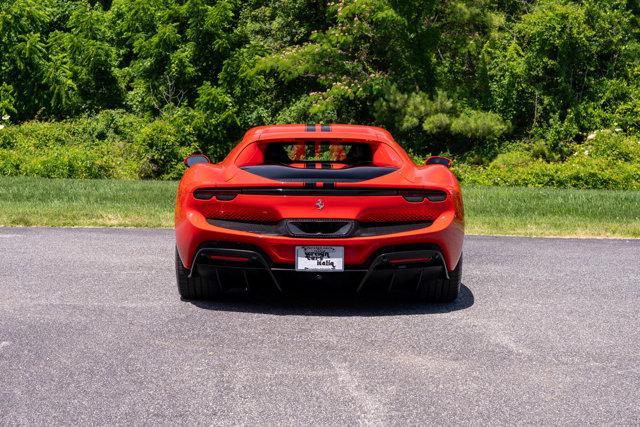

189,284,474,317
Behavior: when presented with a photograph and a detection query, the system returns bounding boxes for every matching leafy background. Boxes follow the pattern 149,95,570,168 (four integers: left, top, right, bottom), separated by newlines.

0,0,638,188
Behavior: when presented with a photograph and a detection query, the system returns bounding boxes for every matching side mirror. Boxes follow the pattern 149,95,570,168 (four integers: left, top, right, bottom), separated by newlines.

425,156,452,168
184,154,210,168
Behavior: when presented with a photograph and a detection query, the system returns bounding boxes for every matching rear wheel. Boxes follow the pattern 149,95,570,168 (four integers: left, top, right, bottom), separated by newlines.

418,254,462,303
175,248,220,300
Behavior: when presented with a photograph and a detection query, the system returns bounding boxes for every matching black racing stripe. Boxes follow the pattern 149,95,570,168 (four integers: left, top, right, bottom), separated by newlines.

304,182,316,188
321,163,331,169
320,124,331,132
305,124,316,132
305,162,316,169
322,182,335,188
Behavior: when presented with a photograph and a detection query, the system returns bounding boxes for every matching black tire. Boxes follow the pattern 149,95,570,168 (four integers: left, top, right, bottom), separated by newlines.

175,248,219,300
418,253,463,303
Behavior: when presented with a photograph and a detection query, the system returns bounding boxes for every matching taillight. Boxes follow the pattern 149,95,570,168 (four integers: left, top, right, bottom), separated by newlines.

207,254,250,262
400,190,447,202
193,189,239,201
425,191,447,202
389,256,433,265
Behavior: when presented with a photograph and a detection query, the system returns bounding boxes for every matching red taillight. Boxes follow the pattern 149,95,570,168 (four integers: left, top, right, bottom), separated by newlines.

426,191,447,202
389,257,433,265
193,189,238,201
207,254,250,262
193,189,215,200
400,190,447,202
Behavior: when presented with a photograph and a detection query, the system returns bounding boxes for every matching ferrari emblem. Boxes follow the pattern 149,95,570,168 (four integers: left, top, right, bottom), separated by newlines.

315,199,325,210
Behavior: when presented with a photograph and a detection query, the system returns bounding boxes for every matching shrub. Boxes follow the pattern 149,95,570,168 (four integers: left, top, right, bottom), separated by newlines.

0,109,237,180
457,132,640,190
0,110,146,179
581,131,640,163
135,119,190,180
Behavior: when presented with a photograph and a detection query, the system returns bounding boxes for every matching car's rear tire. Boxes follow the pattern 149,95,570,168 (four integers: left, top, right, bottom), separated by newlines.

418,253,462,303
175,248,219,300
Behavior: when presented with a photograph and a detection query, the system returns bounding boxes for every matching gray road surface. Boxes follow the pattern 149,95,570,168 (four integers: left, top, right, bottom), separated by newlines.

0,228,638,424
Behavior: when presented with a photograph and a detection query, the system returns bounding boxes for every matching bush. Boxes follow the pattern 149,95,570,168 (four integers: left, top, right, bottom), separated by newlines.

458,158,640,190
0,108,239,180
456,132,640,190
135,119,190,180
1,109,638,190
0,110,146,179
581,131,640,163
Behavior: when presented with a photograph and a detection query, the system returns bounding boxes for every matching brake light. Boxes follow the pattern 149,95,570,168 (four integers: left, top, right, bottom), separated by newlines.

207,254,250,262
193,189,238,201
426,191,447,202
401,192,426,202
400,190,447,202
389,257,433,265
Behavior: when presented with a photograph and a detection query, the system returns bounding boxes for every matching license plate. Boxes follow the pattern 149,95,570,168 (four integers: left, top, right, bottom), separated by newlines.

295,246,344,272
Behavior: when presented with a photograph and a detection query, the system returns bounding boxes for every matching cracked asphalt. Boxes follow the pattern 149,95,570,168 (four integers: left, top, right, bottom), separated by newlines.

0,227,638,424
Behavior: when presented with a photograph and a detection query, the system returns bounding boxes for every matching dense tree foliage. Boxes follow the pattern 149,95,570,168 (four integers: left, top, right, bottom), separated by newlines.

0,0,639,183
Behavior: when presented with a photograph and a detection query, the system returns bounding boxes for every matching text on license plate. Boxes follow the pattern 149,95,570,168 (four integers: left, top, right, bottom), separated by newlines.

295,246,344,272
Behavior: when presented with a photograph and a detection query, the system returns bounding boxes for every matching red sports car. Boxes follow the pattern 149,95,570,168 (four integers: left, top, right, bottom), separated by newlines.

175,124,464,302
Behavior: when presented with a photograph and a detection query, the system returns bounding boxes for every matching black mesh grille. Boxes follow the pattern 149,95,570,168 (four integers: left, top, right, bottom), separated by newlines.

206,219,281,235
355,221,432,236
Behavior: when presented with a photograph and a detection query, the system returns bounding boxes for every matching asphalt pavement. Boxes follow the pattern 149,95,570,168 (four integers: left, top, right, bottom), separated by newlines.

0,227,638,424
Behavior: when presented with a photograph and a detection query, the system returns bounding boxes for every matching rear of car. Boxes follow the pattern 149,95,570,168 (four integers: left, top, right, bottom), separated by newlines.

175,125,464,302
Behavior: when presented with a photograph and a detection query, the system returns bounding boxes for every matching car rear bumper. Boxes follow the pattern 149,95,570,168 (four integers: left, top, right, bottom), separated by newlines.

176,208,464,272
189,245,450,294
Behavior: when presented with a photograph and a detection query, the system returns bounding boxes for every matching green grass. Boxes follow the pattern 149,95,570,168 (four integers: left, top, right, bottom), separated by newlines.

463,186,640,237
0,176,638,237
0,177,177,228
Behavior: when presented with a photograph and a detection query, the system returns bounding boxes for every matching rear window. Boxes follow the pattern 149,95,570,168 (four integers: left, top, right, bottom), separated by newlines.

263,142,372,164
